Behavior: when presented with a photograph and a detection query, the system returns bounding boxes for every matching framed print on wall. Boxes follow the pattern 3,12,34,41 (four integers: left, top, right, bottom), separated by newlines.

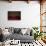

8,11,21,20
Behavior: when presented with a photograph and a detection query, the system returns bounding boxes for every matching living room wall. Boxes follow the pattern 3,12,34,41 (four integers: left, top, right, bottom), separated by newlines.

0,1,40,29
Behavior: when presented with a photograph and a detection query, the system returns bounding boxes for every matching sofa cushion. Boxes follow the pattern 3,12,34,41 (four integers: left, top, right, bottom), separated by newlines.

8,33,34,43
14,28,21,33
8,27,14,34
21,28,27,35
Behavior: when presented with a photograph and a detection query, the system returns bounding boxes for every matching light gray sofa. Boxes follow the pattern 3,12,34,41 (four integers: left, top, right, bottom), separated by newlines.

3,28,34,43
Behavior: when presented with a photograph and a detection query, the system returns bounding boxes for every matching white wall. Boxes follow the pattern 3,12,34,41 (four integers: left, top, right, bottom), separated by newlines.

0,1,40,29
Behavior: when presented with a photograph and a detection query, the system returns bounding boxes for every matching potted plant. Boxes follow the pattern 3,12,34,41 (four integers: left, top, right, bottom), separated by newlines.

32,27,43,40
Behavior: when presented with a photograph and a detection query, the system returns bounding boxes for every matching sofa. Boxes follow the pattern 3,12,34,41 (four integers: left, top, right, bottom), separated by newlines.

3,27,34,43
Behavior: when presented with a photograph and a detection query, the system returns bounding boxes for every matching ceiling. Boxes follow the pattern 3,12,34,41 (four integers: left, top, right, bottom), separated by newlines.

0,0,45,4
1,0,39,1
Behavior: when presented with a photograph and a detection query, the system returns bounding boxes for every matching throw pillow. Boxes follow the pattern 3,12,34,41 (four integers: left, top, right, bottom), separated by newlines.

14,28,21,33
